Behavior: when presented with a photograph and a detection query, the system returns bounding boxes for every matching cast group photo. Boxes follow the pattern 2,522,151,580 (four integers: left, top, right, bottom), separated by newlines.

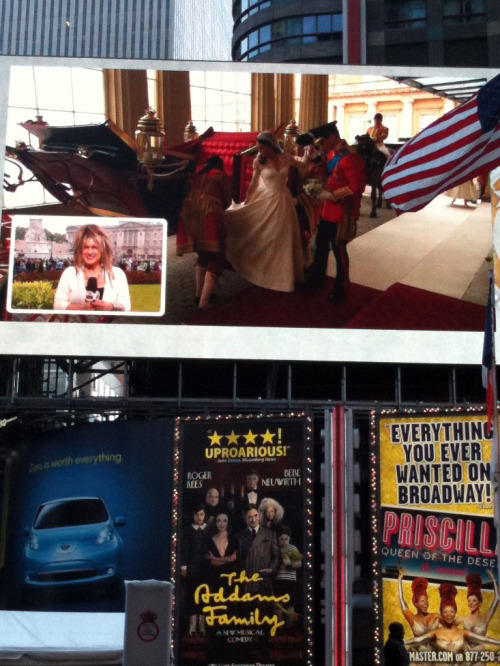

385,568,500,666
177,467,305,664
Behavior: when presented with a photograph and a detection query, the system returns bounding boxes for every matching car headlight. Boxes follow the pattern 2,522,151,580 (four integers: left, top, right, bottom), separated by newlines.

28,533,39,550
96,526,114,544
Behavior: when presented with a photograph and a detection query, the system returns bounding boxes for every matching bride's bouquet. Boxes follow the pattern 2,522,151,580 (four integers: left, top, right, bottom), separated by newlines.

303,179,324,198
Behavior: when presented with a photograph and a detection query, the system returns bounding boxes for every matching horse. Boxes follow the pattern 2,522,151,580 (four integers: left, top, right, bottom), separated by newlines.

354,134,388,218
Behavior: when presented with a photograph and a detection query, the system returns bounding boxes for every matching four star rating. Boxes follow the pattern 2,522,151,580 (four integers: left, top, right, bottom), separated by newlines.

205,429,288,461
208,429,278,446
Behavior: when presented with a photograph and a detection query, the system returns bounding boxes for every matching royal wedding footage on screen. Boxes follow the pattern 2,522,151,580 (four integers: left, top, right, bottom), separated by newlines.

0,57,497,363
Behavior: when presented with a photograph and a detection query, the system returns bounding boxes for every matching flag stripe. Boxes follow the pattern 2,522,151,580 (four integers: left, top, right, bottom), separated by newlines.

382,74,500,214
383,129,500,212
386,100,484,169
384,134,500,211
390,145,499,199
384,99,477,172
384,120,486,187
384,130,487,191
384,132,486,193
383,122,484,186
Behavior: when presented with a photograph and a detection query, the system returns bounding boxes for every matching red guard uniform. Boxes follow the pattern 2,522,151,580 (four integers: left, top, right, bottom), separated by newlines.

176,168,232,276
306,149,366,299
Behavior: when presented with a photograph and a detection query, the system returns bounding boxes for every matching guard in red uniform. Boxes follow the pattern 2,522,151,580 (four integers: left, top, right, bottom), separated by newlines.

304,131,366,302
176,155,232,308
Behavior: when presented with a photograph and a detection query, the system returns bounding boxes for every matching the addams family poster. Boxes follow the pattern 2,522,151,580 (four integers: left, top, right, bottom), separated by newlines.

173,414,313,666
372,410,500,665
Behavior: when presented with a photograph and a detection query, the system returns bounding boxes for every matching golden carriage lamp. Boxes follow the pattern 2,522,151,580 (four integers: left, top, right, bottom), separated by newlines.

21,115,48,149
135,108,166,191
283,119,299,154
183,120,199,143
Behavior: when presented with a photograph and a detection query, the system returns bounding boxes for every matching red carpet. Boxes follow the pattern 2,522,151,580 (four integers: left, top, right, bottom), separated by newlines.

187,278,382,328
187,280,486,331
345,282,486,331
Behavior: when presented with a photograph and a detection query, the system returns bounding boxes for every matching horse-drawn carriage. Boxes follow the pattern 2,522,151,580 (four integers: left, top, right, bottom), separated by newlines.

3,120,261,231
3,119,403,242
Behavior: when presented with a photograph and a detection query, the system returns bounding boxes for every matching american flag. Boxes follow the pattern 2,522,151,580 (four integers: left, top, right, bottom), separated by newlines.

382,73,500,214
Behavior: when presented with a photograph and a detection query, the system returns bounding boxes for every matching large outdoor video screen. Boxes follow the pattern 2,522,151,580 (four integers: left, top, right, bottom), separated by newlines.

0,59,497,362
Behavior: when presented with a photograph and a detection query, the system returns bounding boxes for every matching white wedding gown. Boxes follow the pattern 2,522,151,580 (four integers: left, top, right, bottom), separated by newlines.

445,179,478,201
224,154,304,292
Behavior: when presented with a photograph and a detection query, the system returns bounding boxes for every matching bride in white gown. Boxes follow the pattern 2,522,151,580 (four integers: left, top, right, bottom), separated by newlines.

224,131,304,292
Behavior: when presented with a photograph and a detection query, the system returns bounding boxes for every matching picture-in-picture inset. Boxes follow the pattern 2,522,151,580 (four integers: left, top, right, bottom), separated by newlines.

7,215,167,318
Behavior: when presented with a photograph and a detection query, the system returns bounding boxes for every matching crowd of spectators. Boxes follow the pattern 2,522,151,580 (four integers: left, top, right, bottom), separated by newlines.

13,257,68,275
13,256,162,276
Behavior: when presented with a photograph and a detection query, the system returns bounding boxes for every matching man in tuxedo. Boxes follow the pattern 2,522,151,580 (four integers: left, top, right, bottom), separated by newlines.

241,469,262,514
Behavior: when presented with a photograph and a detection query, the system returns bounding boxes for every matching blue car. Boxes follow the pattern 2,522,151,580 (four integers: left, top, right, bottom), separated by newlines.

23,497,125,594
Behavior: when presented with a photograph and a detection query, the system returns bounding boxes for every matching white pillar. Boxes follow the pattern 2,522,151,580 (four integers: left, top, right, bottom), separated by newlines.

336,102,346,138
399,99,414,140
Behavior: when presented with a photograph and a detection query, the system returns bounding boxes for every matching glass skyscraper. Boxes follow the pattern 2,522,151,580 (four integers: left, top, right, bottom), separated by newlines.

232,0,348,63
231,0,499,67
0,0,233,61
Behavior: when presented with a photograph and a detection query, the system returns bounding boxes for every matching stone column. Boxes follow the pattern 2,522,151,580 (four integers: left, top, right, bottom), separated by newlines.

156,70,192,146
366,103,377,121
103,69,149,141
298,74,329,131
275,73,294,128
400,99,414,140
251,73,275,131
335,102,346,138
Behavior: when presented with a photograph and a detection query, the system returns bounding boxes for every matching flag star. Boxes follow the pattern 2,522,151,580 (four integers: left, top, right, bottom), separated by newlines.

226,430,239,445
261,429,275,443
243,430,257,444
208,431,223,446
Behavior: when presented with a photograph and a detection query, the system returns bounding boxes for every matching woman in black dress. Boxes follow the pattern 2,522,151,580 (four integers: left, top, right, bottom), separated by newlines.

204,512,238,657
205,512,237,589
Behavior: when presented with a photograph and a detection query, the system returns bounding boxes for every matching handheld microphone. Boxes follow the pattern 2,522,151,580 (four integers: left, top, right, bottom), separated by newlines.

85,276,98,302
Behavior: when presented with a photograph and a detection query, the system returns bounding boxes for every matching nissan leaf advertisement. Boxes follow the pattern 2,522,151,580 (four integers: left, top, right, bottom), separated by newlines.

0,419,174,611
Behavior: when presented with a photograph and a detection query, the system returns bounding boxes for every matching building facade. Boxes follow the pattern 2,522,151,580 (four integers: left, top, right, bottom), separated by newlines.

0,0,233,61
326,75,455,145
365,0,500,67
231,0,500,67
66,220,164,262
232,0,351,64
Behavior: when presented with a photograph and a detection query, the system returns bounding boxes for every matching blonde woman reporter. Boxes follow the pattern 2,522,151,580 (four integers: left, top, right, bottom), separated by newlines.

54,224,130,312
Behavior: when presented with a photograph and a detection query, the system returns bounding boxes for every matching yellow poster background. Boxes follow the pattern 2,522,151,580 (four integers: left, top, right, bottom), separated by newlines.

379,414,493,516
377,412,500,664
383,578,500,644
